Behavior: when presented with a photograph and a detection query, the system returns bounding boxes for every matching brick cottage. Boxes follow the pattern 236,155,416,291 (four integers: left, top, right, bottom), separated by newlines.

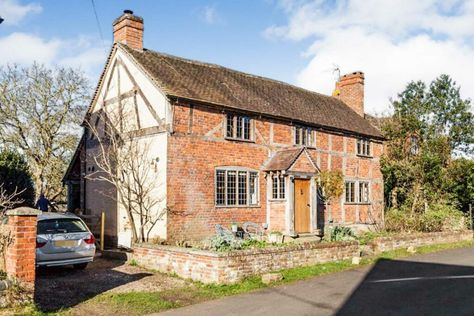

63,10,384,246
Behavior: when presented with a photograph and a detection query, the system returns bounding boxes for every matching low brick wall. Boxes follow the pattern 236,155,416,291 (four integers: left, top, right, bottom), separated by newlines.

371,231,473,254
130,241,359,284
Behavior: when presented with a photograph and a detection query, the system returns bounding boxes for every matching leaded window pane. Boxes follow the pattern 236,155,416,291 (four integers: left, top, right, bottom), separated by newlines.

272,176,278,199
216,169,259,206
243,117,250,140
238,171,247,205
227,171,236,205
216,170,226,205
279,177,286,199
345,181,355,203
249,172,258,205
226,114,234,138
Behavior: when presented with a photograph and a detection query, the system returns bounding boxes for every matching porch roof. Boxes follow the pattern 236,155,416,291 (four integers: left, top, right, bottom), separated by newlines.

264,147,318,172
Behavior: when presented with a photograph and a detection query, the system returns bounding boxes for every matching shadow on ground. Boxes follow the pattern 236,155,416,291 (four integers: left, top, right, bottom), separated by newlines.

337,258,474,315
34,256,152,312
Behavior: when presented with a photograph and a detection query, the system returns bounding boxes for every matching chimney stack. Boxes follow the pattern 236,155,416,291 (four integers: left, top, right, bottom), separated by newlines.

113,10,144,50
334,71,365,117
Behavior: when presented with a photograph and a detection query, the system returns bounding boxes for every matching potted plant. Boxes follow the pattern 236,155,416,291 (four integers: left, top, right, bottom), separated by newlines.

268,231,283,243
231,222,238,233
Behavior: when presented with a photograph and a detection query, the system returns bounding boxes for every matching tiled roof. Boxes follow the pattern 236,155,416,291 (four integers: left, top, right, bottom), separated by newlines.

120,44,383,139
264,147,304,171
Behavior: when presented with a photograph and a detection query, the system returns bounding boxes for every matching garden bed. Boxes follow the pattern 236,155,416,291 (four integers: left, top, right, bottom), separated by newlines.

127,240,359,284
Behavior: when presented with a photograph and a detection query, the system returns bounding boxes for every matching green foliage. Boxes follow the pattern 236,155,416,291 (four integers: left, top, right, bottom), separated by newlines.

204,235,270,252
381,74,473,215
0,150,35,207
445,158,474,212
329,226,356,242
385,203,466,233
95,292,180,315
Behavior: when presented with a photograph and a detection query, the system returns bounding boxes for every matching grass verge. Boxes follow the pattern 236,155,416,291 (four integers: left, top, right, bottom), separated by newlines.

4,239,474,316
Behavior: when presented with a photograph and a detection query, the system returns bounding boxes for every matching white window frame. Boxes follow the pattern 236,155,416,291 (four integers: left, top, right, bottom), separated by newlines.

215,167,259,207
294,126,315,147
345,181,356,203
271,175,286,200
358,181,370,203
356,138,371,157
345,180,371,204
225,113,254,141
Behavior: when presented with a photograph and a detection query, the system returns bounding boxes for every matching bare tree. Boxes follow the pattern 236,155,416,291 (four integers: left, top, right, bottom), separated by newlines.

85,107,166,243
0,184,24,271
0,184,25,215
0,63,90,201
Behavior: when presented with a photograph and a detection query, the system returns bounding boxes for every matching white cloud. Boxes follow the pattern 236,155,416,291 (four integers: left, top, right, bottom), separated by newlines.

0,0,42,25
200,5,223,25
0,32,108,81
265,0,474,114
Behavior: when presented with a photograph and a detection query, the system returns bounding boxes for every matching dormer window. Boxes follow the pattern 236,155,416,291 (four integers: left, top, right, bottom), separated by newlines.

357,138,371,156
294,126,315,147
226,114,253,141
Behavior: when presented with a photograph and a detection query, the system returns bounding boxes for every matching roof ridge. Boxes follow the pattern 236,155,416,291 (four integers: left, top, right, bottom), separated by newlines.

139,46,336,102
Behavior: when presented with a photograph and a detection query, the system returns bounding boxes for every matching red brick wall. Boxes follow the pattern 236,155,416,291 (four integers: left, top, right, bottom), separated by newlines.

5,211,39,284
166,102,384,241
113,15,144,50
167,104,269,241
269,201,285,231
335,72,364,117
130,241,359,284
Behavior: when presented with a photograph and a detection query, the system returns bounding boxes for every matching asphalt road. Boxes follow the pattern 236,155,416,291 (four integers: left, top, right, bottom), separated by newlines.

157,246,474,316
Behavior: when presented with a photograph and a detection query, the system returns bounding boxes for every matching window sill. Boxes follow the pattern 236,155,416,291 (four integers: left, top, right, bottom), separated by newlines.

293,144,316,149
356,154,373,159
215,205,261,209
269,199,286,202
344,202,372,205
225,137,255,143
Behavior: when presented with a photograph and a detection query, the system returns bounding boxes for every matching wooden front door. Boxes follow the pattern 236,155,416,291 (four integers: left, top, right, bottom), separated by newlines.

294,179,310,233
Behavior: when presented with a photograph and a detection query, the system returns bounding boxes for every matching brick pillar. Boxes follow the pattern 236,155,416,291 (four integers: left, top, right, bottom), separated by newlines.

5,207,41,284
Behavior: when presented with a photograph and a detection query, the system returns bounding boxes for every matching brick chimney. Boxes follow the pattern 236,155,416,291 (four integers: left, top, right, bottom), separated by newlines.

334,71,365,116
113,10,144,50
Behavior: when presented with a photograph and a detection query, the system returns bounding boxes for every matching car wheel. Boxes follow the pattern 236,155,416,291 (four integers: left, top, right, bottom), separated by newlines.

73,263,88,270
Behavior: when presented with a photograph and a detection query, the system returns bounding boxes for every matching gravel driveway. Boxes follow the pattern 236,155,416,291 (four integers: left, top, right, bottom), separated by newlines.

35,254,188,312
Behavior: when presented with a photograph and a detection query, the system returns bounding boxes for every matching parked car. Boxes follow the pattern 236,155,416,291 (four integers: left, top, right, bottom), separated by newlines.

36,212,96,269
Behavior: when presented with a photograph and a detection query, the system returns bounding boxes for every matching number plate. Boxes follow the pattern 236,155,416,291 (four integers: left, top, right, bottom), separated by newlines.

54,240,77,247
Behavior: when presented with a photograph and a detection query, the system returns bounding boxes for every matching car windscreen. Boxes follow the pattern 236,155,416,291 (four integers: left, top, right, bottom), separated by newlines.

38,218,88,234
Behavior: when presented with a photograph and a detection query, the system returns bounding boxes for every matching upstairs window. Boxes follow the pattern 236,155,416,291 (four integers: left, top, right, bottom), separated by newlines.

271,175,286,200
357,138,371,156
226,114,252,141
294,126,315,146
216,168,259,206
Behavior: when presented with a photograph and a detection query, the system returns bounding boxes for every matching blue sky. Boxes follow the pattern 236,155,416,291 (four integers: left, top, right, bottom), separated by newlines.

0,1,310,90
1,0,474,114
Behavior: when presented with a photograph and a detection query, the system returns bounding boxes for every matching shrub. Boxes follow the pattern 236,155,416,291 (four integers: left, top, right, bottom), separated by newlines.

0,150,35,209
385,203,466,233
201,235,271,252
329,226,356,242
205,235,243,252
